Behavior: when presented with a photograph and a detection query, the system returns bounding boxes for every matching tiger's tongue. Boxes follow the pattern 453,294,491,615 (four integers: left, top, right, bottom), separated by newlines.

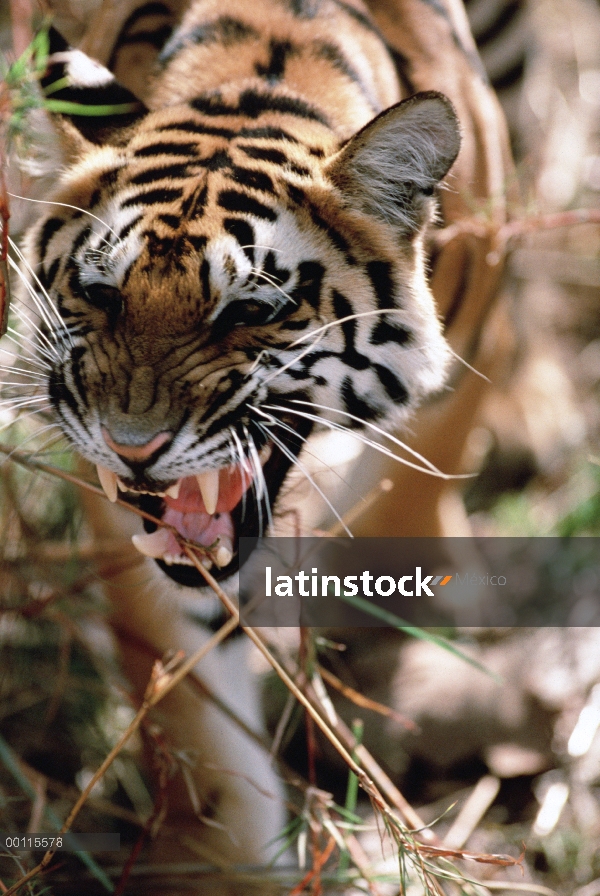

132,462,256,565
157,462,250,558
164,463,250,515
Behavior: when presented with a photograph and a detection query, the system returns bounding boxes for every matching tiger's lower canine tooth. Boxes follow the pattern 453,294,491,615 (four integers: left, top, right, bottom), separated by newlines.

131,529,172,558
214,537,233,569
97,465,118,503
166,480,181,499
196,470,219,515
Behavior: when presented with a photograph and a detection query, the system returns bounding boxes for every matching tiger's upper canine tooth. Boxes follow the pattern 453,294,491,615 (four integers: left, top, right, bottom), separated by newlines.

97,465,118,503
196,470,219,515
214,536,234,569
166,480,182,499
131,528,172,559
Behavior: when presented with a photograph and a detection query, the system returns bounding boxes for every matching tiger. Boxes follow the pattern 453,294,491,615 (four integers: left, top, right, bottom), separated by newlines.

10,0,512,867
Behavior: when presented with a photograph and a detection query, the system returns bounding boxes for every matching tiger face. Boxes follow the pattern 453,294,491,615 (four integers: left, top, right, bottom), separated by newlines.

23,5,460,587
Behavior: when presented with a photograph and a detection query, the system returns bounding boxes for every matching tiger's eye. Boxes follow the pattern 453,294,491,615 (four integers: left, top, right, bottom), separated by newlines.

83,283,123,315
213,298,279,335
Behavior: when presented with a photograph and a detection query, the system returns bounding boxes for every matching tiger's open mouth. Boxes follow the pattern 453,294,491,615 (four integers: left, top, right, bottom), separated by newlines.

97,418,310,587
136,444,272,585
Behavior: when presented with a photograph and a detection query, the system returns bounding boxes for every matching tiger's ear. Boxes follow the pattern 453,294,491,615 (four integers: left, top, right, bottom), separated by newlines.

325,92,460,235
40,26,148,155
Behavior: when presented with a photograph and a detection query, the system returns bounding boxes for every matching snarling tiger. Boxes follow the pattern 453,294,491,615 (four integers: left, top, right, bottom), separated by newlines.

11,0,511,865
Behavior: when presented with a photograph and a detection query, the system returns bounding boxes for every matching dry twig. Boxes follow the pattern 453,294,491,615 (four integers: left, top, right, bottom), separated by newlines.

434,207,600,266
317,664,419,732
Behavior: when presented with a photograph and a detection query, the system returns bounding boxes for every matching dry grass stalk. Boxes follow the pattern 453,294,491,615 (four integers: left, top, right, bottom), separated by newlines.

179,544,524,886
289,835,335,896
182,543,362,777
322,477,394,537
17,538,134,562
418,842,525,870
317,664,419,732
179,546,448,878
268,640,436,842
434,207,600,266
111,722,180,896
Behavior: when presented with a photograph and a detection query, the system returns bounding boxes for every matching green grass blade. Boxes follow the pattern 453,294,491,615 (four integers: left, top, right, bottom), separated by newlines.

338,718,364,874
338,591,501,682
42,99,142,116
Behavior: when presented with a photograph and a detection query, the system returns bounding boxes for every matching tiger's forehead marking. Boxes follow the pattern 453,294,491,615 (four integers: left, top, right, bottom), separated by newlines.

50,104,333,304
106,107,330,234
126,104,332,170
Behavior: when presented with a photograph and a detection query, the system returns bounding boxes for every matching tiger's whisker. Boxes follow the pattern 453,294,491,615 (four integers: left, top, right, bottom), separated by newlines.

289,308,412,351
447,346,491,383
263,405,433,477
290,399,450,475
7,192,120,239
256,422,352,537
242,425,265,535
245,434,264,506
246,426,274,533
230,428,249,522
3,325,54,359
252,407,362,498
245,328,323,381
258,307,429,385
0,337,51,371
0,366,49,381
3,424,65,459
232,427,256,522
7,278,72,354
1,382,48,390
10,295,63,340
9,306,62,361
0,408,52,438
259,330,325,385
5,327,58,365
262,403,473,480
0,396,50,412
249,268,297,307
239,244,283,254
266,401,435,473
8,240,73,343
0,390,48,404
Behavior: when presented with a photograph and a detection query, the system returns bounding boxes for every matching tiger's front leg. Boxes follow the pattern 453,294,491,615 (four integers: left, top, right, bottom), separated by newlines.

81,482,286,864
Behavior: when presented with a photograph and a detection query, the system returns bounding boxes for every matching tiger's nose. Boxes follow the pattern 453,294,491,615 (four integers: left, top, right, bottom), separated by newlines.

102,428,172,462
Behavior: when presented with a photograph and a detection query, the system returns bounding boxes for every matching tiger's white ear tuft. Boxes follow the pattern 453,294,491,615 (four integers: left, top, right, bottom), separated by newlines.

41,26,147,153
326,92,461,234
